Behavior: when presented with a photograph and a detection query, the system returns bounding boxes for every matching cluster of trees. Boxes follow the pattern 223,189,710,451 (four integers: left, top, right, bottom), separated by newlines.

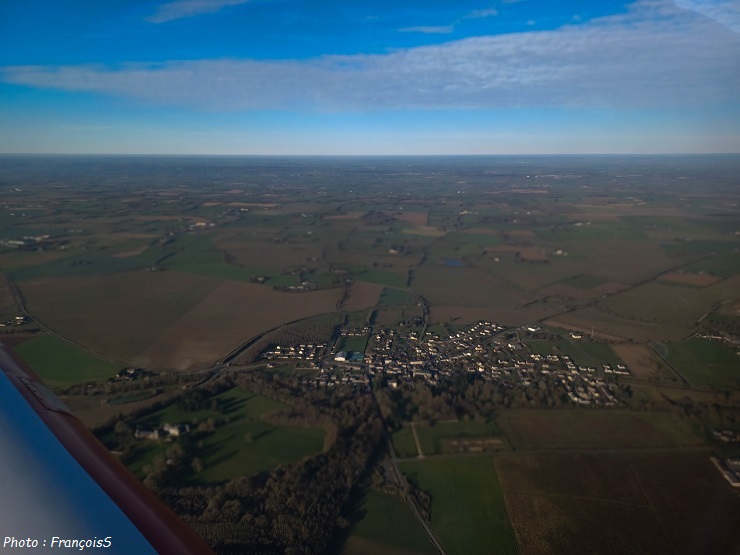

361,210,395,225
175,381,233,412
62,370,202,396
376,373,581,427
623,385,737,424
152,373,385,554
95,379,236,454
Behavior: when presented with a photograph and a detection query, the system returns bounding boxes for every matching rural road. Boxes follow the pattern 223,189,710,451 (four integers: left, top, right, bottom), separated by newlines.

386,438,447,555
410,421,425,458
375,386,447,555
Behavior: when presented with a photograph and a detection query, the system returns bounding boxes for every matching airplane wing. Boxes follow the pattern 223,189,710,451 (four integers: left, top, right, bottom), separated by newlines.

0,343,212,554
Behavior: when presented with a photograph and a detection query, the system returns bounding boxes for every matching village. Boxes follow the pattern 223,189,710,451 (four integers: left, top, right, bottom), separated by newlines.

260,321,623,407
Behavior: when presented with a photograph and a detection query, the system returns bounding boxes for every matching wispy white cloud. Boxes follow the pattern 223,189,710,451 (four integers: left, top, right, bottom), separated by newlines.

398,25,455,34
674,0,740,32
465,8,499,19
3,0,738,112
146,0,250,23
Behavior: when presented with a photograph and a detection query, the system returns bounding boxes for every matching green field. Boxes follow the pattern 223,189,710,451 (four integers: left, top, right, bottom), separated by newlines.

128,387,325,483
11,248,163,281
337,335,369,353
13,334,120,388
497,409,704,451
664,338,739,389
661,239,737,257
600,279,739,330
560,340,623,367
400,457,517,555
392,426,421,458
563,274,609,289
525,340,559,356
162,237,262,282
351,269,408,288
453,232,503,247
525,339,623,367
378,287,415,307
686,253,740,278
347,491,435,554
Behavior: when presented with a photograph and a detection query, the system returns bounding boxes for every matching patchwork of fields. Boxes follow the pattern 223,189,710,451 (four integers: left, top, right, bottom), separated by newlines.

2,156,739,555
393,420,507,458
5,162,738,377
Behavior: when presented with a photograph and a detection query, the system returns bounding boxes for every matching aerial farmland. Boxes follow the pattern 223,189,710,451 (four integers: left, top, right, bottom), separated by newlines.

1,154,738,554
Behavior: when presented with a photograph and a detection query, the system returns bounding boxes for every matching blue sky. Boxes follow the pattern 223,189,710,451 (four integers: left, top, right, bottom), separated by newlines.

1,0,738,154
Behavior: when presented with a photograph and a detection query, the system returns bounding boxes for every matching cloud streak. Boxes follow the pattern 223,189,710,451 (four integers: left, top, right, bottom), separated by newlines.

465,8,499,19
398,25,455,34
146,0,250,23
674,0,740,32
3,0,738,112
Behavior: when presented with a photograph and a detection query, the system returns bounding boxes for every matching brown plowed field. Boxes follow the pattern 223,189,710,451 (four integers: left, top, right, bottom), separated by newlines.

591,281,629,294
135,280,341,371
342,281,383,310
659,272,722,287
611,344,671,380
430,306,499,324
396,211,428,227
544,306,689,341
496,451,740,554
20,272,221,361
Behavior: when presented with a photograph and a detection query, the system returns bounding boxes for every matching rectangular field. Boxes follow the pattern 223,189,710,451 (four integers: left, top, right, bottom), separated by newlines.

546,307,689,342
413,266,527,309
135,280,342,370
13,334,120,388
392,426,422,458
611,343,678,382
496,451,740,555
346,491,435,554
663,338,740,389
526,339,623,367
337,335,369,353
342,281,383,311
599,278,740,329
496,409,705,451
18,272,221,362
399,457,517,555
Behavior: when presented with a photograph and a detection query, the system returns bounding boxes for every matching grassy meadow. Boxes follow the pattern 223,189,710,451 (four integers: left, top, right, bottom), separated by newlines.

13,334,120,388
664,338,740,389
346,491,436,554
127,387,325,483
400,457,517,555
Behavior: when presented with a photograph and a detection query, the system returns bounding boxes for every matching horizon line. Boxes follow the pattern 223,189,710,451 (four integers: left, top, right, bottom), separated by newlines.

2,152,739,157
